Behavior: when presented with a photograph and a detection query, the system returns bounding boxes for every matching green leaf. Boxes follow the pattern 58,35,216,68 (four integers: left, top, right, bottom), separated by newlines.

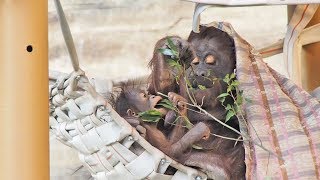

212,77,219,82
166,59,182,75
138,110,162,123
175,76,180,84
234,105,239,113
207,70,211,76
158,99,176,111
160,99,174,106
147,110,162,116
236,96,243,106
183,116,193,129
230,73,236,79
227,86,233,92
226,110,235,122
158,48,174,56
226,104,232,110
217,93,229,99
157,103,176,110
140,116,161,122
198,85,206,90
186,79,193,88
167,38,178,57
185,121,193,130
192,144,203,150
166,59,179,67
223,74,230,83
219,97,226,103
161,99,171,104
173,116,180,124
231,80,240,86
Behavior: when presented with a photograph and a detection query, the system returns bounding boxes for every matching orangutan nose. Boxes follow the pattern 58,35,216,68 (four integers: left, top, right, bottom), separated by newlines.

195,69,207,77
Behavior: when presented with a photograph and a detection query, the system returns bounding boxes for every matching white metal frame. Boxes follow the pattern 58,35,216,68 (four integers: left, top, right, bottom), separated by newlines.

185,0,320,6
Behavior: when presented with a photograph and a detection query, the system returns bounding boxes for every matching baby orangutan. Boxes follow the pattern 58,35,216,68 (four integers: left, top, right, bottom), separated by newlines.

112,83,240,180
112,83,211,159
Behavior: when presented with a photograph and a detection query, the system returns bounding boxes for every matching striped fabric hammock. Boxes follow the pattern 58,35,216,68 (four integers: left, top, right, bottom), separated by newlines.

216,21,320,179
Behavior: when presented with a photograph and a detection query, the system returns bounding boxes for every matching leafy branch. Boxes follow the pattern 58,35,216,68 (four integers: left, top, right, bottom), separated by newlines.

158,38,182,73
217,73,243,122
217,72,262,146
154,38,279,159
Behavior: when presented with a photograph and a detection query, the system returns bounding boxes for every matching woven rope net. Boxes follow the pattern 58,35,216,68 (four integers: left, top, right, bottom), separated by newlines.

49,69,208,180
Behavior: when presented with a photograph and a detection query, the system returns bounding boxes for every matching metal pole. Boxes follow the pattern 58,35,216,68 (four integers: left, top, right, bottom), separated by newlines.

0,0,49,180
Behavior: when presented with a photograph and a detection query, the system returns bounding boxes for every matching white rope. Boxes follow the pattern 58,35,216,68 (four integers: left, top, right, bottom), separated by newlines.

54,0,81,72
49,72,208,180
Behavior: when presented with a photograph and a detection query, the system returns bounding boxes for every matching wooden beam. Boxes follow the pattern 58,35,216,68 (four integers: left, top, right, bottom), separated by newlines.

301,7,320,91
258,39,284,58
0,1,49,180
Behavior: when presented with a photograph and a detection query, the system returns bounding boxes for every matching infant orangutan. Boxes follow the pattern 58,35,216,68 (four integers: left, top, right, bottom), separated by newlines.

111,83,242,180
112,83,211,160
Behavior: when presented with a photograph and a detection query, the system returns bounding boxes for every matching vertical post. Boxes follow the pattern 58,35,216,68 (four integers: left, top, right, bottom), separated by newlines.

0,1,49,180
302,7,320,91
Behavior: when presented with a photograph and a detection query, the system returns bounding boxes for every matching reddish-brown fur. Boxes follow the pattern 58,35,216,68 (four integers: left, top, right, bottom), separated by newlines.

147,26,245,179
112,26,245,179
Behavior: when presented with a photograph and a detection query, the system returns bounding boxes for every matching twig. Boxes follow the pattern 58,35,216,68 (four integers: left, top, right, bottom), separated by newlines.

158,92,242,135
165,121,244,142
230,90,263,145
185,107,205,115
157,92,283,161
210,133,244,142
157,43,282,160
234,136,243,147
200,95,205,107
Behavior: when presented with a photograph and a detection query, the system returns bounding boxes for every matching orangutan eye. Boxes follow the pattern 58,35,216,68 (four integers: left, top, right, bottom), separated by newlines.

127,109,137,117
141,93,147,98
191,57,199,65
205,55,216,65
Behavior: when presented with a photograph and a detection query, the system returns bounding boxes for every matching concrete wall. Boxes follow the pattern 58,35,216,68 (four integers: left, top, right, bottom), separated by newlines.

49,0,288,81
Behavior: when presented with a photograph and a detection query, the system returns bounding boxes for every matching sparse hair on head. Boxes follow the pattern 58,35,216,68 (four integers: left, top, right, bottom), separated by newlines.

108,79,147,117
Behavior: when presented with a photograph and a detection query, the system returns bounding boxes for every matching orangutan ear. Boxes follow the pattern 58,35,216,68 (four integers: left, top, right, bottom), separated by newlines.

127,109,137,116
